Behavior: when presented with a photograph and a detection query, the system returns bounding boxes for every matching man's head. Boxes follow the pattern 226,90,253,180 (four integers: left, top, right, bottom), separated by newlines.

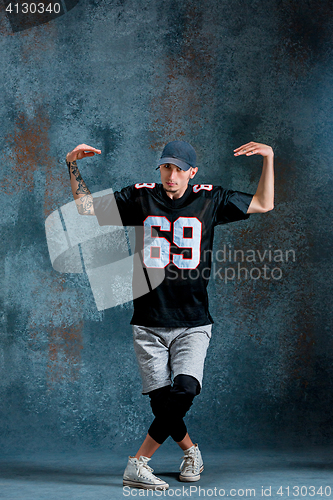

157,141,198,198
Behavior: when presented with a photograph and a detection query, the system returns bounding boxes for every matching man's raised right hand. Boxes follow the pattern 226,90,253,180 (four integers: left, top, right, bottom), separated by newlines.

66,144,102,163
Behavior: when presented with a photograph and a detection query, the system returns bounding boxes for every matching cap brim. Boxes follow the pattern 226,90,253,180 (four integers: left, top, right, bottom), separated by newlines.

157,157,192,171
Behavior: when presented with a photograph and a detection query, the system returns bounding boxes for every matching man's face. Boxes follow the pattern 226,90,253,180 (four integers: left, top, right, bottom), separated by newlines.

159,163,198,198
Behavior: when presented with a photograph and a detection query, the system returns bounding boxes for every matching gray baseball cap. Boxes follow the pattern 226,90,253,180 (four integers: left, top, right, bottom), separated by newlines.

157,141,196,171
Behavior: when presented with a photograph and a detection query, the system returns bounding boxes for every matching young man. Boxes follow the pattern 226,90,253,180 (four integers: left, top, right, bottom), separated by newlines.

66,140,274,490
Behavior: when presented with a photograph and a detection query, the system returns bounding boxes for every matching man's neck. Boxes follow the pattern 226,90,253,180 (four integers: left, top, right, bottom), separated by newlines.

163,184,189,200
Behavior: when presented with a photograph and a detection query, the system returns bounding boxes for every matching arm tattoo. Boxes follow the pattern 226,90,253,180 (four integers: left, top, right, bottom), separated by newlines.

75,194,95,215
67,160,91,196
67,159,94,215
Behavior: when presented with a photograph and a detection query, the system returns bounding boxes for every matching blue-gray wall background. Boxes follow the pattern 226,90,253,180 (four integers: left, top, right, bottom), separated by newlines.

0,0,333,453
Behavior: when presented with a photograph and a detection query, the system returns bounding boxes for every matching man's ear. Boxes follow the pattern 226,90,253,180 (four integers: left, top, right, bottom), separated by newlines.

190,167,198,179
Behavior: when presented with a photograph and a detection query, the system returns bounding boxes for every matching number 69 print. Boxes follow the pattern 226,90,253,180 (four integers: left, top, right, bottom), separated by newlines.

143,216,202,269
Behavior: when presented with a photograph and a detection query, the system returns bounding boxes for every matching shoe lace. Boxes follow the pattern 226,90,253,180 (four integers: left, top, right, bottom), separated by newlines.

137,457,155,479
180,449,198,473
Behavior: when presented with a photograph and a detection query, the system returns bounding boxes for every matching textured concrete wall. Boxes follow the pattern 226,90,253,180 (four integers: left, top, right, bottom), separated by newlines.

1,0,333,452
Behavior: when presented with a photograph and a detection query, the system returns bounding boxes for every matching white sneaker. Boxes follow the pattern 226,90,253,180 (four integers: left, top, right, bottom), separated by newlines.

179,443,204,482
123,455,169,490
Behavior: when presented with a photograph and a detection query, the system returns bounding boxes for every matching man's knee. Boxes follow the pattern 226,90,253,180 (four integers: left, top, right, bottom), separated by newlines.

172,374,201,397
148,376,200,420
169,374,200,418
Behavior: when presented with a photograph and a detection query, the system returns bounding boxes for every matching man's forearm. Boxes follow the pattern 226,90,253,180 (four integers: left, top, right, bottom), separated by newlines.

67,159,91,199
66,159,95,215
254,154,274,211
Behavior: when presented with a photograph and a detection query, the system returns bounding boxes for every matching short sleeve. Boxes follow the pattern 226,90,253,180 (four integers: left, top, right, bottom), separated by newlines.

93,185,139,226
214,188,254,225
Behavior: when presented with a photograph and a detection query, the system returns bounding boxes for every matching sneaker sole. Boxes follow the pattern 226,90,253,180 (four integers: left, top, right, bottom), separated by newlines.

179,465,204,482
123,479,169,490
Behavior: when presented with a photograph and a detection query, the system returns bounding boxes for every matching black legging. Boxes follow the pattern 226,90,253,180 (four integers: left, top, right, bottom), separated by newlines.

147,374,200,444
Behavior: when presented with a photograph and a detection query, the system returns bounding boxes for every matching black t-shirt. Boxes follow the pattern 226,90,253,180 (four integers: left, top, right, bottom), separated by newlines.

93,182,253,327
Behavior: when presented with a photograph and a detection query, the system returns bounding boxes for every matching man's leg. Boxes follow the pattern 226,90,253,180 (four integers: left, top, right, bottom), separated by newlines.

133,376,198,461
123,327,172,490
124,387,170,490
147,375,200,446
176,432,194,450
134,433,161,459
134,431,194,460
168,377,204,483
168,327,211,481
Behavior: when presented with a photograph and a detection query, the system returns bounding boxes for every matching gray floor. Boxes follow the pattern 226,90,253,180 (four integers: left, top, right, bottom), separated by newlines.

0,445,332,499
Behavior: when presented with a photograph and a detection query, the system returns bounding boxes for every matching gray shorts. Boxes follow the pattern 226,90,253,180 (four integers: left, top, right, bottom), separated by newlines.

132,324,212,395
